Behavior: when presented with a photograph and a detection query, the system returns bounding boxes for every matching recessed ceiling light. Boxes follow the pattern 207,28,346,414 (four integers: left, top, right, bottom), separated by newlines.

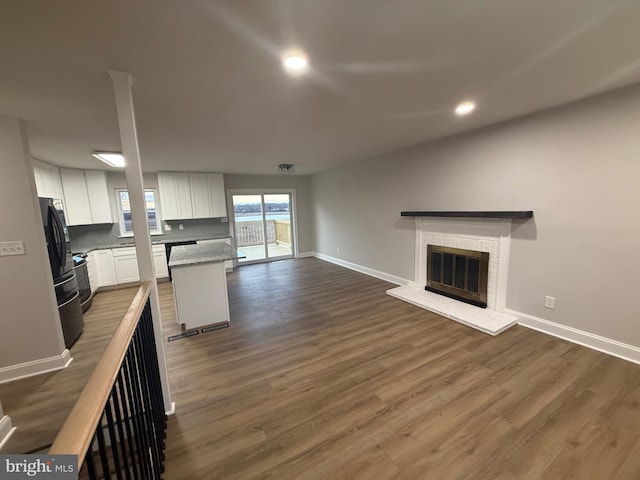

282,49,309,75
92,152,125,168
455,101,476,116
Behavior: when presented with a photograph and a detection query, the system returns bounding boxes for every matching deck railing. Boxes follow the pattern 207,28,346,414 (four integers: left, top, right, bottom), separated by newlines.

49,281,167,479
235,219,291,247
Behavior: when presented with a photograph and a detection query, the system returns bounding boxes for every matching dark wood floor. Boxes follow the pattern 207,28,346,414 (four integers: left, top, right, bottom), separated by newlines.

0,285,138,453
162,258,640,479
2,258,640,479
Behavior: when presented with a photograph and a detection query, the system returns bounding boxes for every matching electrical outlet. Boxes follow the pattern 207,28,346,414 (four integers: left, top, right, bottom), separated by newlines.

0,241,25,256
179,224,184,230
165,223,172,231
336,247,340,254
544,296,556,309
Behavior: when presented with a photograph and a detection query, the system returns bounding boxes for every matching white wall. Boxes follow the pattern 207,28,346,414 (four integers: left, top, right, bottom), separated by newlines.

224,174,314,254
0,116,67,371
311,85,640,348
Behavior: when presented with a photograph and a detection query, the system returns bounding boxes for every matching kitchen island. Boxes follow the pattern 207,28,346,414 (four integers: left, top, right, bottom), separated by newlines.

168,242,241,330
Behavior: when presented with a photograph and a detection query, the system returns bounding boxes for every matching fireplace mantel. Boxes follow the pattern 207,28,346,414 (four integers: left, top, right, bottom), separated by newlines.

401,211,533,219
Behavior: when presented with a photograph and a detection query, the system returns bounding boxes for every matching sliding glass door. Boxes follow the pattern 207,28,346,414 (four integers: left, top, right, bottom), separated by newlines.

232,193,294,264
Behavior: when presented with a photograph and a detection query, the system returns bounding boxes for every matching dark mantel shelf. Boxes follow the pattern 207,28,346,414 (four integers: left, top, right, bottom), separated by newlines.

401,211,533,219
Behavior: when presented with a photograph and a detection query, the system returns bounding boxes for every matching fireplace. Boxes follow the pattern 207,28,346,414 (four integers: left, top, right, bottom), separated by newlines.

426,245,489,308
387,211,532,335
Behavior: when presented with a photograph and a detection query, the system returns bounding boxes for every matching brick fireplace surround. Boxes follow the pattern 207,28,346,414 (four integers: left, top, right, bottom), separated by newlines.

387,211,533,335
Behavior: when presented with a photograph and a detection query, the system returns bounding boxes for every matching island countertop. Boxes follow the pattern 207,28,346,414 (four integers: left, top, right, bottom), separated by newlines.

169,242,242,268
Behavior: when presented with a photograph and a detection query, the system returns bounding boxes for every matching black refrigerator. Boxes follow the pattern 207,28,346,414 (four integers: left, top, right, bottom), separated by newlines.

39,197,84,348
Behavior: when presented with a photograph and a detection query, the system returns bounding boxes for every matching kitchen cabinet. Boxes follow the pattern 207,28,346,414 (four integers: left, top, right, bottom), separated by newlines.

87,251,99,294
153,245,170,278
159,172,227,220
189,173,227,219
33,160,64,200
92,249,117,287
112,247,140,284
112,245,168,284
87,245,168,290
84,171,112,223
60,168,112,225
169,243,235,329
158,173,193,220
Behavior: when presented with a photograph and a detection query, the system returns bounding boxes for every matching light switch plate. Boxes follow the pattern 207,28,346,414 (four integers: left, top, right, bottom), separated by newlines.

0,241,25,256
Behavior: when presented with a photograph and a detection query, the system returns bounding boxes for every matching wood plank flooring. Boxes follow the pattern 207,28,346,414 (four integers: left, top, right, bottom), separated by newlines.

0,286,138,453
162,258,640,479
2,257,640,479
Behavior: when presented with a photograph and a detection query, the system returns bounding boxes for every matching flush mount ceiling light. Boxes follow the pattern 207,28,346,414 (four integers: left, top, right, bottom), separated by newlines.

455,101,476,116
92,152,125,168
281,49,309,75
278,163,295,174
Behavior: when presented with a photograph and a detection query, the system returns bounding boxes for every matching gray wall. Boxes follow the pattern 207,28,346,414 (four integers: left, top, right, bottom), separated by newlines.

0,116,66,369
224,174,313,254
311,85,640,347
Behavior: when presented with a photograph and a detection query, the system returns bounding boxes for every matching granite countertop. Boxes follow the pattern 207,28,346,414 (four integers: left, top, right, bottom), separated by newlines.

76,234,232,253
168,242,244,268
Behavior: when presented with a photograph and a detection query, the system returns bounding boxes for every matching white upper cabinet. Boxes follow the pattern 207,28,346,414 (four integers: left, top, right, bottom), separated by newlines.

159,172,226,220
61,168,92,225
158,172,193,220
84,171,112,223
33,160,64,200
60,168,112,226
189,173,227,219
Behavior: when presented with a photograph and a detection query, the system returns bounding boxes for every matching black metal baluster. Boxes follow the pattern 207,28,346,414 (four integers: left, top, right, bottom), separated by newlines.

111,380,133,480
117,367,141,480
84,437,98,480
142,303,166,465
95,415,111,479
141,302,167,472
105,396,124,480
133,325,161,479
131,330,160,478
123,349,151,480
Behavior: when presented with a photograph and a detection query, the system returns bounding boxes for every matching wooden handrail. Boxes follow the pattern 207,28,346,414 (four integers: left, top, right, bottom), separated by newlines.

49,281,152,465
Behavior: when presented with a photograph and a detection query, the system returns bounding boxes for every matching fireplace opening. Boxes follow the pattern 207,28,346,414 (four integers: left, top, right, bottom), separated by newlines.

426,245,489,308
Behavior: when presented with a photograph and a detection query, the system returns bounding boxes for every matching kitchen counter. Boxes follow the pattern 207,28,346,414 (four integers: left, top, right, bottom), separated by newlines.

75,234,232,254
169,242,241,330
168,242,242,268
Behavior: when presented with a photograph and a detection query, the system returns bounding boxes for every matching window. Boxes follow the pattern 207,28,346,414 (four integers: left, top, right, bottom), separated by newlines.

116,189,162,236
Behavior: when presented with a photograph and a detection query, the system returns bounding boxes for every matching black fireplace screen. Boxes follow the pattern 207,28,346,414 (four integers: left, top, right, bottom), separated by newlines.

426,245,489,308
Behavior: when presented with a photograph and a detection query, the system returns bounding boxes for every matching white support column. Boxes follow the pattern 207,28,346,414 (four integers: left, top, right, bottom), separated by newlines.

109,70,174,414
0,399,17,451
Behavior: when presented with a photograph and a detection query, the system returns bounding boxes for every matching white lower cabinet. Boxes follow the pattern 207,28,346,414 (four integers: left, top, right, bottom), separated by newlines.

89,245,168,290
112,248,140,284
112,245,168,285
153,247,169,278
92,249,117,287
87,251,99,294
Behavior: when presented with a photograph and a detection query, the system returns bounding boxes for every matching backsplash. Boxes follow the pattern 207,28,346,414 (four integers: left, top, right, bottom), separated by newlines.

69,218,231,252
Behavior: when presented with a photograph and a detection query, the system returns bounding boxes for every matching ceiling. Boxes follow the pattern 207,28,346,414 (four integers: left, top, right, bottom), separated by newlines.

1,0,639,175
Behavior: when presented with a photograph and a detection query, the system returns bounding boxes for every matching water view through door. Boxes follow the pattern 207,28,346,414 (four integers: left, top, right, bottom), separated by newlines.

232,193,293,263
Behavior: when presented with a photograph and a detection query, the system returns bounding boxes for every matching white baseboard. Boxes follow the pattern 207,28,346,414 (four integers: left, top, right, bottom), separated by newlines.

0,415,16,450
309,253,640,365
296,251,315,258
314,252,411,286
0,349,73,384
508,309,640,365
